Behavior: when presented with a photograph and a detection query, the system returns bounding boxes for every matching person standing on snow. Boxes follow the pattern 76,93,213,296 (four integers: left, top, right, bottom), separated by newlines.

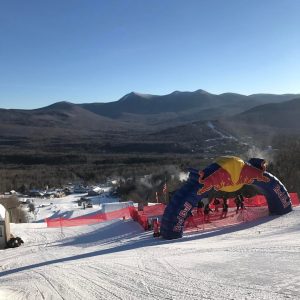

204,203,213,222
221,197,228,218
235,194,244,213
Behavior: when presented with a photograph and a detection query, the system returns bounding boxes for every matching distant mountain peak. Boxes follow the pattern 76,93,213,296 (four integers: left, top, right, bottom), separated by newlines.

171,90,181,95
118,92,136,102
132,92,153,99
39,101,76,111
118,91,154,102
170,89,211,96
195,89,210,94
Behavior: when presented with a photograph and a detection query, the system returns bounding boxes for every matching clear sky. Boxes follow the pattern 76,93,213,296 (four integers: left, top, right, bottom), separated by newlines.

0,0,300,109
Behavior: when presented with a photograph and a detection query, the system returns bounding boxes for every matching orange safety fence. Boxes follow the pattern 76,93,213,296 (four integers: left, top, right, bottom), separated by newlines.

143,204,166,216
46,193,298,229
184,206,270,233
290,192,300,206
211,193,299,210
130,204,166,230
222,195,267,208
46,206,135,227
184,193,299,233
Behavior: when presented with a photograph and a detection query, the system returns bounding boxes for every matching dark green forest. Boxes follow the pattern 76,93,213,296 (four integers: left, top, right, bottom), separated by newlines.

0,135,299,203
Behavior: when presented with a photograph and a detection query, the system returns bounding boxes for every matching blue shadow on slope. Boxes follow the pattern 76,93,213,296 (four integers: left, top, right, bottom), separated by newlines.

0,214,281,278
48,210,74,219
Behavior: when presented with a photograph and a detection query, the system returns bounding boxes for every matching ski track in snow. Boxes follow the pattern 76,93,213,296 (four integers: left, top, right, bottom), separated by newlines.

1,195,300,299
206,121,238,142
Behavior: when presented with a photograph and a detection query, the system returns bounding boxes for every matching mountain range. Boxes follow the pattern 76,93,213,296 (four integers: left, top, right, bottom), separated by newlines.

1,89,299,130
79,90,300,128
0,89,299,157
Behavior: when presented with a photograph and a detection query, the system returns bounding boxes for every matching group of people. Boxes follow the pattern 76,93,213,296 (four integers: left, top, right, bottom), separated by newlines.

196,194,245,222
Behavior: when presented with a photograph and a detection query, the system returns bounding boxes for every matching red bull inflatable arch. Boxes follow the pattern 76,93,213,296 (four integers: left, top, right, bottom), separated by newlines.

160,156,292,240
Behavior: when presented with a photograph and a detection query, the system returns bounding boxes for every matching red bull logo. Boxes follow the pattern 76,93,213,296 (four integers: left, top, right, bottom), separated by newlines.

236,164,270,185
273,184,290,209
197,156,270,195
197,168,234,194
173,201,193,232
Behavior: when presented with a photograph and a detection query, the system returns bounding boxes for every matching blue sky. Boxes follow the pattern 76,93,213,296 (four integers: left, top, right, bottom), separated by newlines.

0,0,300,109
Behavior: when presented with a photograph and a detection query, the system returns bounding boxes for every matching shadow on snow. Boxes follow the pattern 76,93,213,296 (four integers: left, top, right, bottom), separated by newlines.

0,214,280,278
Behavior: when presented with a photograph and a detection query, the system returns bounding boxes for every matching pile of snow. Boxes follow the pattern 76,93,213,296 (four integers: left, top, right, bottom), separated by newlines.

101,201,134,213
89,194,119,206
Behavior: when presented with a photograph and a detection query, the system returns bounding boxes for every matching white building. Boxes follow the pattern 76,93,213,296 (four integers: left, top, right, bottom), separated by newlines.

0,204,10,249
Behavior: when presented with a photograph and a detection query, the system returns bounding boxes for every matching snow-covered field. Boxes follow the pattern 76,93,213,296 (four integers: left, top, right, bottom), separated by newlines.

1,193,300,300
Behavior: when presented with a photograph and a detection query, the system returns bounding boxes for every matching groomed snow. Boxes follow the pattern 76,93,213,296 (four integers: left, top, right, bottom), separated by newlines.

1,197,300,299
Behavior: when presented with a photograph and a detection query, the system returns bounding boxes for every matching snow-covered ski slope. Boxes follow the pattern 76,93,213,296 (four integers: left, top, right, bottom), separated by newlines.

1,203,300,299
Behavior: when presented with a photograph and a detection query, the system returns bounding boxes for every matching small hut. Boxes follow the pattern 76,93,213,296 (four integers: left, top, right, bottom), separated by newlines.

0,204,10,249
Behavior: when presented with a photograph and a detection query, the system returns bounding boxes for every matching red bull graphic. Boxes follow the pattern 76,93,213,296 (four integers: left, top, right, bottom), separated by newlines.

197,168,234,194
273,184,291,209
197,156,270,195
173,201,193,232
236,164,270,186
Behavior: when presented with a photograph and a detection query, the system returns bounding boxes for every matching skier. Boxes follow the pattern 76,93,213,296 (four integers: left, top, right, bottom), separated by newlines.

213,198,221,212
221,197,228,219
235,194,244,213
204,203,213,223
